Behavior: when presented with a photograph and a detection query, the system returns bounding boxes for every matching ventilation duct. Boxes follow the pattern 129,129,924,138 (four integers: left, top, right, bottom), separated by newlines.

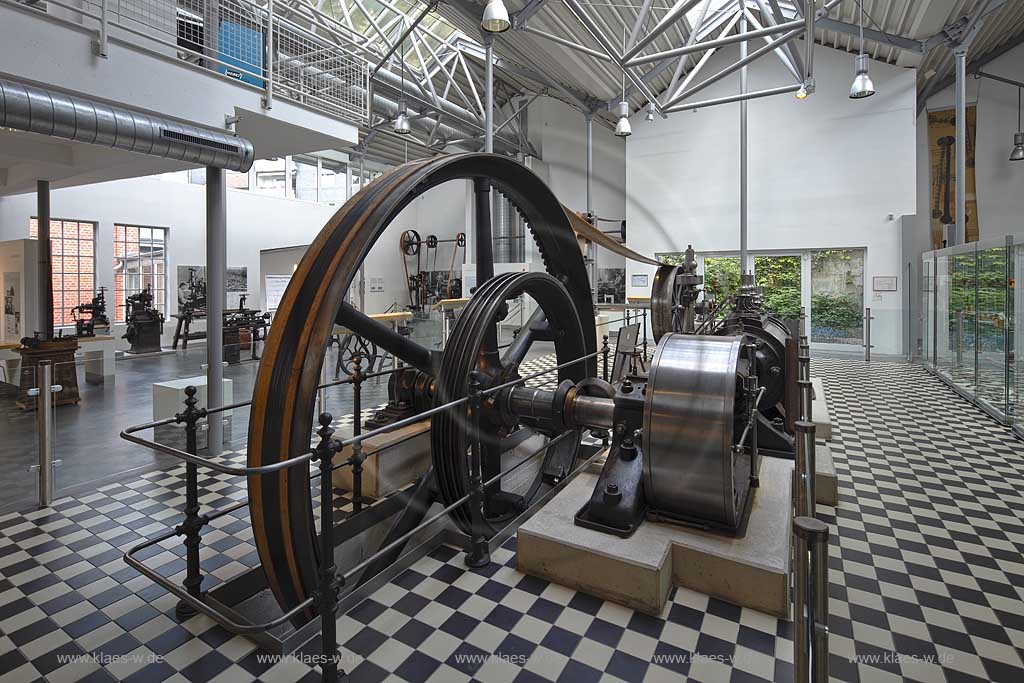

0,77,255,172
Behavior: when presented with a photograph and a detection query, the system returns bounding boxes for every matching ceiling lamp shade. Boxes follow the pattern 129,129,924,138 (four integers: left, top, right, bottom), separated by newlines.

645,103,655,122
850,54,876,99
481,0,511,33
614,100,631,137
1010,132,1024,162
394,111,411,135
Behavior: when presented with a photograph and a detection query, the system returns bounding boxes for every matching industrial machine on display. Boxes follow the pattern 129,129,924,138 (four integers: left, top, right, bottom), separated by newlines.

242,153,779,626
172,268,207,349
650,249,800,458
222,294,270,364
122,286,164,354
399,228,465,312
70,286,111,338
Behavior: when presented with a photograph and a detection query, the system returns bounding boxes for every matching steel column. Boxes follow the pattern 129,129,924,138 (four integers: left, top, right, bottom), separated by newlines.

484,37,494,154
34,361,55,507
739,3,748,276
37,180,53,339
955,46,968,246
586,114,593,214
206,167,226,455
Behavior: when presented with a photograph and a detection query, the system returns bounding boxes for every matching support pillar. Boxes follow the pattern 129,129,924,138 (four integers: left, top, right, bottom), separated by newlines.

739,3,749,274
37,180,53,339
954,45,968,246
206,167,226,455
484,36,494,154
585,112,597,305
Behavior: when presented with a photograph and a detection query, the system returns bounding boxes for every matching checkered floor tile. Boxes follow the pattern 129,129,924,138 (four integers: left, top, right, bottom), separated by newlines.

1,357,1023,682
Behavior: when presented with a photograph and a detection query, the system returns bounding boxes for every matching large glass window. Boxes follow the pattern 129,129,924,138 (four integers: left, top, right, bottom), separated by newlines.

254,158,288,197
293,156,319,202
320,160,346,204
810,249,864,345
754,255,801,320
703,257,740,303
114,226,168,322
29,218,96,327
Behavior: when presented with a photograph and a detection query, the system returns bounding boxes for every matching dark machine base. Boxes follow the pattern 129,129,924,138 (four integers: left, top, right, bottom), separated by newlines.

124,321,163,355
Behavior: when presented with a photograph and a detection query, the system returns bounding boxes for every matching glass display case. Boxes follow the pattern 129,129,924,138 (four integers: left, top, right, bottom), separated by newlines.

921,236,1017,432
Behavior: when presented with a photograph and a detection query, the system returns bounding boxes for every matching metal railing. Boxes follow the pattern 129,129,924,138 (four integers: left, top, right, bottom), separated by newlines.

119,347,601,682
863,307,874,362
27,361,63,507
11,0,369,124
791,418,829,683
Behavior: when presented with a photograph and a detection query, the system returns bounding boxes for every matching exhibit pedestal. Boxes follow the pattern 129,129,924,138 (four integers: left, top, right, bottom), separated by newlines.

811,377,832,441
15,337,81,409
517,457,794,618
332,420,431,498
815,442,839,506
152,376,233,449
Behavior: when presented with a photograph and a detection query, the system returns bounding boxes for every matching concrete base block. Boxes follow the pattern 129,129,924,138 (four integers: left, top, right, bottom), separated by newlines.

332,420,431,498
810,377,832,441
815,442,838,506
517,457,794,618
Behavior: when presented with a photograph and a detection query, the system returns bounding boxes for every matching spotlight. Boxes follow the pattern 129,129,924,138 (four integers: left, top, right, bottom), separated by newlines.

394,111,411,135
1010,132,1024,162
645,103,655,122
796,79,815,100
614,100,631,137
481,0,510,33
850,54,875,99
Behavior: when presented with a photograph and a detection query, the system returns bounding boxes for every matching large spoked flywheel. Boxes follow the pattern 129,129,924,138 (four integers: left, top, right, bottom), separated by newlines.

247,154,595,624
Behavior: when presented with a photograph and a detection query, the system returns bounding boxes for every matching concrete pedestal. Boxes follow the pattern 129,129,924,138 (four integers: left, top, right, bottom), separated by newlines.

815,442,838,506
79,336,117,385
152,376,233,448
811,377,832,441
517,457,794,618
332,420,431,498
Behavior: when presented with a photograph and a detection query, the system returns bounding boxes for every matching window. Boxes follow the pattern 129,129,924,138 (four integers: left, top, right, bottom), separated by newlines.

810,249,864,345
319,160,346,204
114,226,168,322
754,255,802,319
293,156,319,202
30,218,97,327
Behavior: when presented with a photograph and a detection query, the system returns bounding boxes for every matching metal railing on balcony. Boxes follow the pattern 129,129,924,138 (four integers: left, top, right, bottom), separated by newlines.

10,0,370,125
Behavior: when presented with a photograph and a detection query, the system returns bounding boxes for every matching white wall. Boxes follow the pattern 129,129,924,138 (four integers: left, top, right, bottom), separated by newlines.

625,41,918,354
0,178,338,347
528,97,628,272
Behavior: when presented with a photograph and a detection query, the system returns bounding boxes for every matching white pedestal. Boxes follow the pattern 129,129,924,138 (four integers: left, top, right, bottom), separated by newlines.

79,335,117,385
152,376,234,429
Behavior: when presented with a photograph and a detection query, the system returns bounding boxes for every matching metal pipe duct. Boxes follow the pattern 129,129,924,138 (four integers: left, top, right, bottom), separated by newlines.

0,77,255,172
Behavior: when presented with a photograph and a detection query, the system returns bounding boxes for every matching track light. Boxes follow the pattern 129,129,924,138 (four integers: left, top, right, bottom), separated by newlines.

850,54,875,99
645,103,655,122
796,81,813,100
614,100,631,137
481,0,510,33
1011,89,1024,161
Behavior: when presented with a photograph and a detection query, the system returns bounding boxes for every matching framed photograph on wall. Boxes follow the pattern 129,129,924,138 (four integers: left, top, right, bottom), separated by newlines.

872,276,898,292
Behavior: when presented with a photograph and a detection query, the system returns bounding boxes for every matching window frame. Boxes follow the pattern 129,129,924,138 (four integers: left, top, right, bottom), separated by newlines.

114,224,169,323
29,217,98,329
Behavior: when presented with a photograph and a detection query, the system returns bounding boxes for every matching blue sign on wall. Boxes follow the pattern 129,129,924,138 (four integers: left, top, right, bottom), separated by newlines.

218,20,265,87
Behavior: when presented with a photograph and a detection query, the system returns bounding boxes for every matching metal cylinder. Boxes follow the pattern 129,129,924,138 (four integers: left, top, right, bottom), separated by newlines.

571,394,615,430
794,515,830,683
37,180,53,339
798,379,813,423
643,334,744,527
864,307,872,362
206,167,226,455
796,420,816,518
36,360,54,506
794,420,810,518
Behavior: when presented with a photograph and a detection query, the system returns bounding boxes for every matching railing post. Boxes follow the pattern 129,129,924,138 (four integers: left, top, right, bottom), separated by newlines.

30,360,60,507
264,0,275,110
641,308,648,360
350,354,364,514
794,515,830,683
315,413,343,682
799,306,806,338
793,420,817,519
464,378,490,568
798,379,813,423
174,386,208,620
863,306,873,362
955,309,964,367
601,334,610,382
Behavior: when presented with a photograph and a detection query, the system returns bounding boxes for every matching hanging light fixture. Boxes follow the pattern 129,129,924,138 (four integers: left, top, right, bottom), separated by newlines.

614,28,631,137
395,37,411,135
849,1,875,99
645,102,655,122
1010,88,1024,161
481,0,511,33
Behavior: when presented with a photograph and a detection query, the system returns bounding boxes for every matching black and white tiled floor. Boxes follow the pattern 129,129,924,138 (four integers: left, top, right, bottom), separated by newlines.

2,357,1024,682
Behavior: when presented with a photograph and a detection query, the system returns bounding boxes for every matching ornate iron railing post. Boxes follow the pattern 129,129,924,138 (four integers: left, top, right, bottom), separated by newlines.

642,308,649,360
464,378,490,568
601,334,610,382
314,413,344,682
350,354,364,514
174,385,208,619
